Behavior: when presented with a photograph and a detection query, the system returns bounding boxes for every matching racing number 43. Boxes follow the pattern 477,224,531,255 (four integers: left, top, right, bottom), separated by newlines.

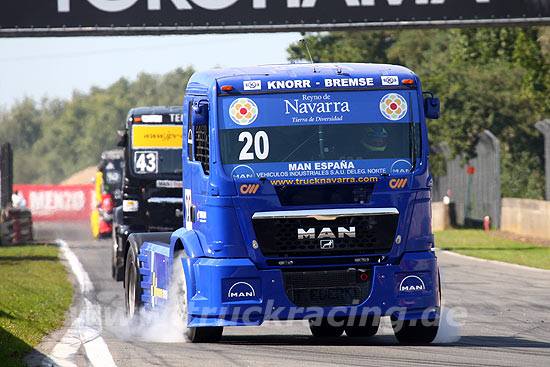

239,131,269,160
134,151,158,173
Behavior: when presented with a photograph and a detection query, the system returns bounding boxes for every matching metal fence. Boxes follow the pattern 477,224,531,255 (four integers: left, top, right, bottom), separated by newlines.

535,119,550,201
433,130,501,228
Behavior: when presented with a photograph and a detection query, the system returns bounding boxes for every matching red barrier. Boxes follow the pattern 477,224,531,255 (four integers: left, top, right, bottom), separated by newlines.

14,184,95,222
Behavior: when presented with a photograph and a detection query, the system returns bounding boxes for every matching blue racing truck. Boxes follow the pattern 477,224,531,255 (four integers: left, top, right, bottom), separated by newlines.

124,63,441,344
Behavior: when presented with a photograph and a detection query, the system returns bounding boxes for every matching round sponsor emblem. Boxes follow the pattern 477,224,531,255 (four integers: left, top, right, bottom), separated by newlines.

230,165,255,179
399,275,426,292
229,98,258,125
390,159,413,174
380,93,407,121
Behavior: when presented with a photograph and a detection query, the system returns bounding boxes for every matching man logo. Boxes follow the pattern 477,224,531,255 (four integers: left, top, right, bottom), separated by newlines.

389,178,407,189
228,281,256,298
231,164,255,179
390,159,412,174
320,239,335,250
399,275,426,292
240,184,260,195
298,227,355,240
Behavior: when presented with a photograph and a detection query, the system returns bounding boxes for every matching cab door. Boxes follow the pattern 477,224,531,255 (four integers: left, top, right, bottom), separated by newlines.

183,96,210,231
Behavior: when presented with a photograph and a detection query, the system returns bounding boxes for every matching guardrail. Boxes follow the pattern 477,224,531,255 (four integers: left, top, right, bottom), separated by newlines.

0,207,33,245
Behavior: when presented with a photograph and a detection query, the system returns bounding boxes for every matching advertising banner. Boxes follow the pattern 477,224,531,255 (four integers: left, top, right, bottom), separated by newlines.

14,184,95,222
1,0,550,37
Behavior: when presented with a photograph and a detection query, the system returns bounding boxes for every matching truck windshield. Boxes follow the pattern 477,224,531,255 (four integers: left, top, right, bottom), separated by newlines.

103,160,123,185
218,90,420,179
130,123,183,176
220,123,418,164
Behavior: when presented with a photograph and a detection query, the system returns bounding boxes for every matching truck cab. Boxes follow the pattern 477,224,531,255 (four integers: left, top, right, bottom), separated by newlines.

125,64,441,343
91,149,123,239
112,106,183,280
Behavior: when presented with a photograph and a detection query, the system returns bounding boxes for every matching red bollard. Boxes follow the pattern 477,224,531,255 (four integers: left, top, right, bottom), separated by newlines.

483,216,491,231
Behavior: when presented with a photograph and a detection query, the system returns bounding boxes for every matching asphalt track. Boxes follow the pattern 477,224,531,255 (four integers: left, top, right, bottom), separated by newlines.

27,222,550,367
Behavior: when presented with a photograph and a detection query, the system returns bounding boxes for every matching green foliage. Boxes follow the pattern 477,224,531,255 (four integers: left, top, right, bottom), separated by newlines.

0,67,194,184
435,229,550,270
287,27,550,199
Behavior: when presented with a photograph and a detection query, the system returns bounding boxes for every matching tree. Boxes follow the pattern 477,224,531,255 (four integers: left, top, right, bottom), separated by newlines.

0,67,194,184
287,27,550,199
287,31,396,64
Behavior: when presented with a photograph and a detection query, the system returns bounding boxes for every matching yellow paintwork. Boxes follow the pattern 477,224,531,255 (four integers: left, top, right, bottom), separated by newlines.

90,171,103,238
132,125,183,149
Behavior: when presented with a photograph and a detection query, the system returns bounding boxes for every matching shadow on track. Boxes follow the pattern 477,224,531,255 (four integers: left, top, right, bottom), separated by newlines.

219,334,550,348
221,334,401,346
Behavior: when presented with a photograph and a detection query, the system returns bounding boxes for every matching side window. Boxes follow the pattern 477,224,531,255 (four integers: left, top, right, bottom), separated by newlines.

194,123,210,175
190,100,210,175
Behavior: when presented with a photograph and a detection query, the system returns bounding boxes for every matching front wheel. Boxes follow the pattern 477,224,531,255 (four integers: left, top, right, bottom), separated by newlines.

111,229,124,281
173,254,223,343
124,244,142,318
391,316,439,344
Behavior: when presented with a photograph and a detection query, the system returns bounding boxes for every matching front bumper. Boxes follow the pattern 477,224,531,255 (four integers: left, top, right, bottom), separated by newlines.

184,250,439,327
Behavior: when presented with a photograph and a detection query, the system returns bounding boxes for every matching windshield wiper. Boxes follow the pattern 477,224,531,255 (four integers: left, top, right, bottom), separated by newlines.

318,126,325,160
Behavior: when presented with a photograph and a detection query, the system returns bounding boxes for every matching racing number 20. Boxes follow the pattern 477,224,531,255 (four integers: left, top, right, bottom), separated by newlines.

239,131,269,160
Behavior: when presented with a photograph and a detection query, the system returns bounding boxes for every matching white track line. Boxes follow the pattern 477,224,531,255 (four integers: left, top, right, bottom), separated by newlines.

436,248,550,273
41,240,117,367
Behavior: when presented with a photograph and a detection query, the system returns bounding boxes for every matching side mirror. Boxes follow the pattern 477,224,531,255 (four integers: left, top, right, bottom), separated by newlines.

192,101,209,126
423,92,440,119
116,131,127,147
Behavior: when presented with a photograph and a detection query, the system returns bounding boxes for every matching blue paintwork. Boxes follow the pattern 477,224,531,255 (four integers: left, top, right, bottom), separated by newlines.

137,63,439,327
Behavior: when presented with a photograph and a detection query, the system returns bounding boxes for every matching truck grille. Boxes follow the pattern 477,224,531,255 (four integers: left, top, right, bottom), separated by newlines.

282,268,373,307
252,214,398,258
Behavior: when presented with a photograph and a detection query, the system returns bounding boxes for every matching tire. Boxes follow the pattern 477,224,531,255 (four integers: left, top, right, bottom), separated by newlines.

309,317,345,338
391,316,439,344
345,316,380,337
111,229,124,281
173,253,223,343
124,245,142,319
392,268,441,344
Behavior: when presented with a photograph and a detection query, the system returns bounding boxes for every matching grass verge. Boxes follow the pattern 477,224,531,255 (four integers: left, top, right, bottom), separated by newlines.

0,244,73,367
435,229,550,270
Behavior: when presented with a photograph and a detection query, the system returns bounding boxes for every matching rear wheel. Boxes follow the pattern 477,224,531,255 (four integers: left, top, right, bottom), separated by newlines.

309,317,345,338
345,316,379,337
173,254,223,343
124,245,142,318
391,316,439,344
